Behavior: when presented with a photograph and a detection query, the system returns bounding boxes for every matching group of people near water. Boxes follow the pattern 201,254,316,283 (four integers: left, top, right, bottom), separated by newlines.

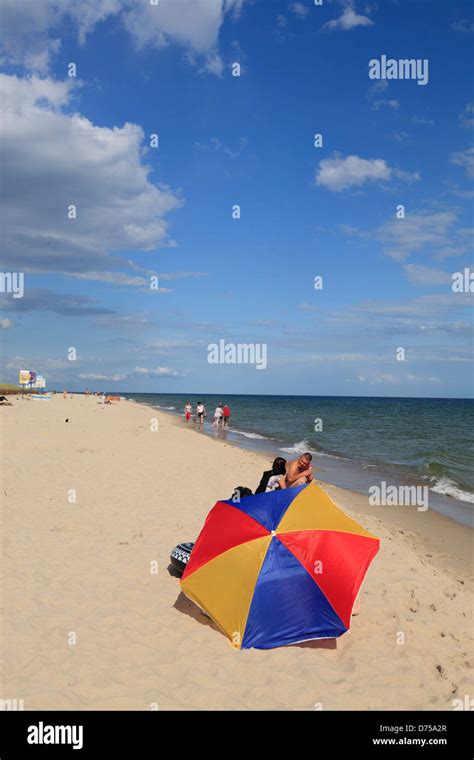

233,452,313,501
183,401,231,427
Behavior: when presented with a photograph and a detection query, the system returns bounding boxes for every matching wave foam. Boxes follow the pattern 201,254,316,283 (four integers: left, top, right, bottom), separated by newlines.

280,439,312,455
430,477,474,504
233,429,270,440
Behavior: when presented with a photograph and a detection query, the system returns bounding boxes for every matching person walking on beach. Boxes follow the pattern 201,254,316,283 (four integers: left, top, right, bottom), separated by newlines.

213,404,223,427
222,403,231,427
280,453,313,488
196,401,206,426
184,401,193,423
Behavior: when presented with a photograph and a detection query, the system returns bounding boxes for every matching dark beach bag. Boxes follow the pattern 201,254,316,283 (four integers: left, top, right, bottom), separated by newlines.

170,542,195,576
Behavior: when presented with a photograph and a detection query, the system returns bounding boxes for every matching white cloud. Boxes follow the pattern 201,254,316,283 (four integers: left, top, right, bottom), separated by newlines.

93,315,153,329
412,116,435,126
196,136,247,157
133,366,184,377
68,271,147,287
0,0,243,74
315,154,418,192
371,99,399,111
460,102,474,129
79,373,127,382
4,356,26,370
200,51,224,77
123,0,225,54
157,271,207,281
452,19,474,33
0,0,122,72
450,146,474,178
367,80,388,97
310,353,369,361
341,209,464,261
392,168,420,183
0,74,182,275
5,355,73,371
357,372,441,385
403,264,453,286
139,339,195,351
316,155,389,191
321,6,373,32
290,2,310,19
0,318,13,328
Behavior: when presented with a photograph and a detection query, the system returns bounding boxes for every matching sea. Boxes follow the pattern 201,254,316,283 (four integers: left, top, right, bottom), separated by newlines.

124,393,474,527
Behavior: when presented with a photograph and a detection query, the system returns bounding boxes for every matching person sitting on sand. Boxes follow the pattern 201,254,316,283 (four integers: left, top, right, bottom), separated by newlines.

255,457,287,494
280,452,313,489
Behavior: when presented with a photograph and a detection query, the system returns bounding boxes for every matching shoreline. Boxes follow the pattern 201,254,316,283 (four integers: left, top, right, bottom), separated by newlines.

132,398,474,529
159,402,472,578
1,394,472,710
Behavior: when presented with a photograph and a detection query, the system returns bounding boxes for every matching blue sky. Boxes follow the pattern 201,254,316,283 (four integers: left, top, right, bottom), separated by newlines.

0,0,473,396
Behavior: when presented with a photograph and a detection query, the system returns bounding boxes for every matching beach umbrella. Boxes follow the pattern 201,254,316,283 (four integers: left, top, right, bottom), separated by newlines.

180,482,379,650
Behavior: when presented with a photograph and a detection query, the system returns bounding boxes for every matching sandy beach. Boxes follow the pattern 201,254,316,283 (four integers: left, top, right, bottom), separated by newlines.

0,394,472,711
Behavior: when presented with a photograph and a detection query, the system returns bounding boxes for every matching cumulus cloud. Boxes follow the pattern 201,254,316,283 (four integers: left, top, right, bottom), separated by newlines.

0,74,182,275
0,318,13,328
123,0,226,55
0,0,122,72
0,0,242,74
321,5,373,32
315,154,418,192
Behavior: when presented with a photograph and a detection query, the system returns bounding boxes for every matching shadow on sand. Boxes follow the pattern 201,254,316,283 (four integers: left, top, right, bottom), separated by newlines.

172,582,339,651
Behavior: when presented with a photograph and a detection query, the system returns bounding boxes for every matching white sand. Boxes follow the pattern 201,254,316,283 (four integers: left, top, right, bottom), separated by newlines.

0,394,472,710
